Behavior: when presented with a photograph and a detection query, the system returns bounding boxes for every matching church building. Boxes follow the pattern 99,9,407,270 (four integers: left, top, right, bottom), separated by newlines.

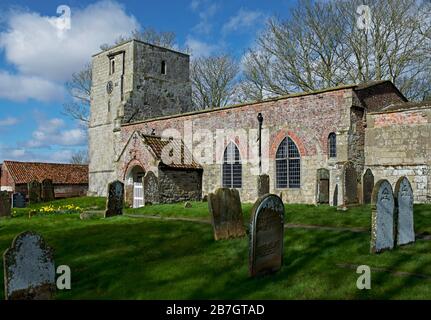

88,39,431,206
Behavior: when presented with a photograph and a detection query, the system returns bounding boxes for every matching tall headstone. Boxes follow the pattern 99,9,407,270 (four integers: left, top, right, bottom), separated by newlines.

249,194,284,277
363,169,374,204
28,180,41,204
105,180,124,217
12,192,26,208
208,188,245,240
0,191,11,218
394,176,415,246
317,168,330,204
370,180,395,254
344,161,358,205
257,174,270,197
333,184,338,207
41,179,55,202
3,231,56,300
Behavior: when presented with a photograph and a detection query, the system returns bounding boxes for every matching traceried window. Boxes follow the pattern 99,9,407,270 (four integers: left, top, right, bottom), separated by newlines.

161,60,167,75
276,137,301,188
328,132,336,158
222,142,242,188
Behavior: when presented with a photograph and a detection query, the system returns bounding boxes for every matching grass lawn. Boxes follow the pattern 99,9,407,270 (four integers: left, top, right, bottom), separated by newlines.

1,197,430,299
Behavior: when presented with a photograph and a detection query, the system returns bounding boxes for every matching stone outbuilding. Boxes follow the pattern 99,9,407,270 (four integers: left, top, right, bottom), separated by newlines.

0,161,88,199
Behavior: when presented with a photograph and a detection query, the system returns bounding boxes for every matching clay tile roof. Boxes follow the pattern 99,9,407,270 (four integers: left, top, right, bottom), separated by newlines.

3,161,88,185
141,134,202,170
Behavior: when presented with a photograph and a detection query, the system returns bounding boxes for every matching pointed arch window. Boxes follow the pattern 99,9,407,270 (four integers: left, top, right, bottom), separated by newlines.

328,132,337,158
222,142,242,188
276,137,301,188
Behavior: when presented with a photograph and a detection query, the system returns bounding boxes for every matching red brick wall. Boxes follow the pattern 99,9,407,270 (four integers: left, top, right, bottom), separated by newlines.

373,111,428,127
0,164,15,190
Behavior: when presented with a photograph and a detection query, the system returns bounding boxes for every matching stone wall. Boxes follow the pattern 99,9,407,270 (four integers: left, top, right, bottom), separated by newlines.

120,88,354,203
365,106,431,203
158,168,202,203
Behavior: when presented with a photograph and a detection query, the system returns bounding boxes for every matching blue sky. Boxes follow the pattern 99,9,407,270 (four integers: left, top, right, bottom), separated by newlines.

0,0,297,163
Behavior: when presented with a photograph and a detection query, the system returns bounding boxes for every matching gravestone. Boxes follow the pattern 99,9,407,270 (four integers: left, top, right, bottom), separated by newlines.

41,179,55,202
3,231,56,300
394,177,415,246
257,174,270,197
333,184,338,207
0,191,11,218
344,162,358,205
208,188,245,240
370,180,395,254
28,180,41,204
12,192,26,208
317,168,330,204
363,169,374,205
105,180,124,217
249,194,284,277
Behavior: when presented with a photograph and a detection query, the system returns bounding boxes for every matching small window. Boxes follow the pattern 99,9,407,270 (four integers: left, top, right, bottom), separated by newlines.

110,58,115,74
161,60,167,75
328,132,336,158
222,142,242,188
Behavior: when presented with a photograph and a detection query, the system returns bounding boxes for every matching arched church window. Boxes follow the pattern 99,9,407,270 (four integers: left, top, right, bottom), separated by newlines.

276,137,301,188
222,142,242,188
328,132,336,158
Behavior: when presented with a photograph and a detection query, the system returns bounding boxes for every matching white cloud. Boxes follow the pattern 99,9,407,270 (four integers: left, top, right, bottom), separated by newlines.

25,117,86,148
0,71,65,102
0,1,139,102
185,36,218,58
222,8,263,34
0,116,18,126
191,2,219,35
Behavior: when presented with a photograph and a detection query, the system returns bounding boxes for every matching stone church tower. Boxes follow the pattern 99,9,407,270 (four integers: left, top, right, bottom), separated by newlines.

88,40,193,196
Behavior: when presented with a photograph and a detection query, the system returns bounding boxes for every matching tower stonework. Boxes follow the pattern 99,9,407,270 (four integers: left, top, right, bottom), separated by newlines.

88,40,192,196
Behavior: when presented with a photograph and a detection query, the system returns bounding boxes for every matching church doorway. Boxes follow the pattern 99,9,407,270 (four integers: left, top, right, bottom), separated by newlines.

126,165,145,208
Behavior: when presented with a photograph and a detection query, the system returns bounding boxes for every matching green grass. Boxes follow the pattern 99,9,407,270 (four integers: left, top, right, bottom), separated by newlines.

1,197,430,299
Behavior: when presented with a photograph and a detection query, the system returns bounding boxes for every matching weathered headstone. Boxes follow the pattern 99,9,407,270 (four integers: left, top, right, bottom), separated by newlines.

28,180,41,204
3,231,56,300
370,180,395,254
394,176,415,246
249,194,284,277
41,179,55,202
105,180,124,217
12,192,26,208
317,168,330,204
362,169,374,204
208,188,245,240
257,174,270,197
0,191,11,218
333,184,338,207
344,161,358,205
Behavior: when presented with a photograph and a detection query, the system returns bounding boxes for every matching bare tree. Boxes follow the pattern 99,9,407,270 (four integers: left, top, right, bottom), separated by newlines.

100,28,177,51
62,63,92,123
240,0,430,102
70,149,89,164
191,55,239,109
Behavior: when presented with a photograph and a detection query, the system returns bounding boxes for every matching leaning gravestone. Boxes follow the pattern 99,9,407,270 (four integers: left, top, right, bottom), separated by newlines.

41,179,55,202
28,180,41,204
3,231,56,300
370,180,395,253
208,188,245,240
0,191,11,218
12,192,26,208
249,194,284,277
105,180,124,217
394,176,415,246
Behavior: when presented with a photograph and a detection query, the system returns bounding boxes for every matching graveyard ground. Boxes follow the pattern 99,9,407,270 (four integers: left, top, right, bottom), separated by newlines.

0,197,430,299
